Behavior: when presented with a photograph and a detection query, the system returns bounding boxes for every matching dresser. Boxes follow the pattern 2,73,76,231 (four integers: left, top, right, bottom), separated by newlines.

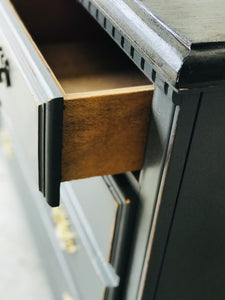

0,1,225,300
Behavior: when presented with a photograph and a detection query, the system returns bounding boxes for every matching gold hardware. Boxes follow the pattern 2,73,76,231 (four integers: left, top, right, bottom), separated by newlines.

62,292,74,300
52,206,77,254
0,129,14,158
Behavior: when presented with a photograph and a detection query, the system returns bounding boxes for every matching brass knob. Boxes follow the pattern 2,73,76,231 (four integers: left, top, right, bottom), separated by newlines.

0,129,14,158
62,292,74,300
52,206,77,254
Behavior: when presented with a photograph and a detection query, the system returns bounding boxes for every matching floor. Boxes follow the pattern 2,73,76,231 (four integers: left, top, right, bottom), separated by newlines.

0,147,54,300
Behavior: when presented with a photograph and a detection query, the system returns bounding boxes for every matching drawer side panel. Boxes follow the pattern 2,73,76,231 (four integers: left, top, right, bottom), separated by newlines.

62,87,153,181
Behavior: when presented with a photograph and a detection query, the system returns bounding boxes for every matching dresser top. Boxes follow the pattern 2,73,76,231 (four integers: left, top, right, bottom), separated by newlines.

85,0,225,90
129,0,225,47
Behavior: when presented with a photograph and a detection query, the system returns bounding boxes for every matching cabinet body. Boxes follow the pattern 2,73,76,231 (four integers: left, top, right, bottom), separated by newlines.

0,1,225,300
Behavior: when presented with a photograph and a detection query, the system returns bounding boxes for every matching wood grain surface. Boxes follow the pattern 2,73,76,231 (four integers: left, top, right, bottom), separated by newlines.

40,42,150,93
61,86,153,181
135,0,225,44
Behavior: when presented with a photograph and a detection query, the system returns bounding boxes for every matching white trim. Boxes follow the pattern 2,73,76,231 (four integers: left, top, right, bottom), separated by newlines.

0,0,62,104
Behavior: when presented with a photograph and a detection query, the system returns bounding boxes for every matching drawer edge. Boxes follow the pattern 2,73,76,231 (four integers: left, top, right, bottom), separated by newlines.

0,0,62,102
39,97,64,207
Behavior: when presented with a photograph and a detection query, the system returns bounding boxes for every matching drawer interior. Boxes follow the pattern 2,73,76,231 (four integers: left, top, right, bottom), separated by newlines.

11,0,154,181
11,0,150,95
39,42,150,94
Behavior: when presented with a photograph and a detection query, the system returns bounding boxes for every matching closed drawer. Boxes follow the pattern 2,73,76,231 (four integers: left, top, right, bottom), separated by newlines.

64,175,139,300
0,0,153,206
49,175,138,300
50,199,114,300
0,125,81,300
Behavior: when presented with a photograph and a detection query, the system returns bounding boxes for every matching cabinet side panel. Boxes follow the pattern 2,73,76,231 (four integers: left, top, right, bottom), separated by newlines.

155,90,225,300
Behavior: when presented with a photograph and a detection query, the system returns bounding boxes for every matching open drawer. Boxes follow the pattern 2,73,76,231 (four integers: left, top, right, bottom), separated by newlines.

0,0,153,206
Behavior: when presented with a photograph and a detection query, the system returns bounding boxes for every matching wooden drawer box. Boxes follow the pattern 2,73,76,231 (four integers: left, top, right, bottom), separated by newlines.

0,0,153,206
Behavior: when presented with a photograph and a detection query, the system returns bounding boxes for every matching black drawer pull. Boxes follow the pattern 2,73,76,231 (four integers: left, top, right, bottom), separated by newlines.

0,47,10,87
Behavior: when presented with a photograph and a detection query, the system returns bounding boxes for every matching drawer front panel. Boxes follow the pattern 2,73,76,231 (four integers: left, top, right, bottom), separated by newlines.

48,201,110,300
60,176,138,300
65,177,119,260
0,125,81,300
0,1,63,206
0,32,63,208
0,33,39,183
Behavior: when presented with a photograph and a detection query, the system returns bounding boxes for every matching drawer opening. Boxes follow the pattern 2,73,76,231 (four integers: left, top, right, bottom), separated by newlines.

39,41,150,95
11,0,151,95
11,0,154,182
